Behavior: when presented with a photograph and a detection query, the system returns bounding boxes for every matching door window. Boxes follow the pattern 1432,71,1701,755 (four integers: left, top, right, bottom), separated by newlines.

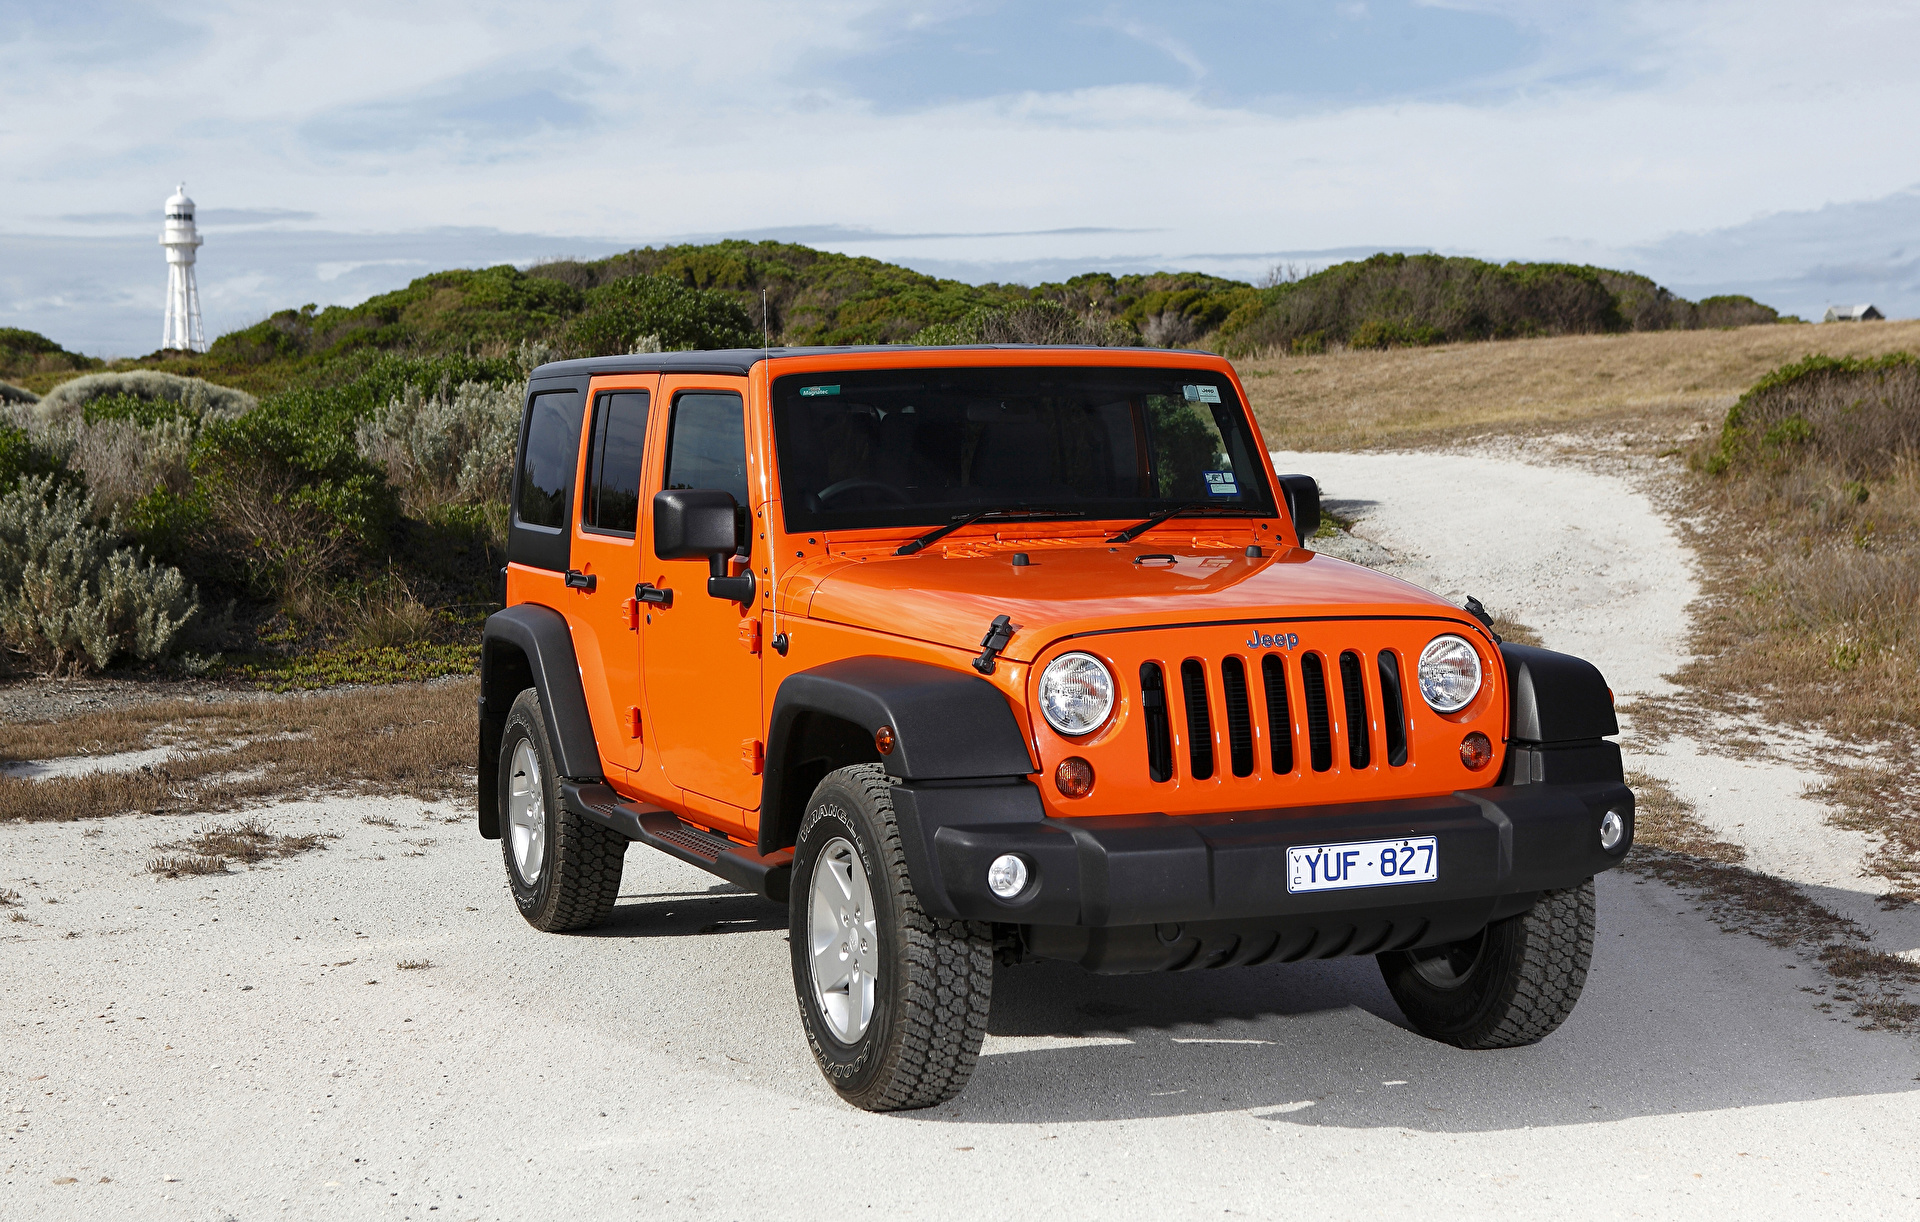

515,390,584,530
581,390,650,535
662,391,749,506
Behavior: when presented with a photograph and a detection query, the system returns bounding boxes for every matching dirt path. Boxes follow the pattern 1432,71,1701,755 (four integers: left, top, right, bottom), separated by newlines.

4,451,1919,1219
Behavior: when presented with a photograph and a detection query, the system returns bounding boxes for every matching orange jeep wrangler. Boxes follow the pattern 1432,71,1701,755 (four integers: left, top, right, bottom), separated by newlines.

478,346,1633,1111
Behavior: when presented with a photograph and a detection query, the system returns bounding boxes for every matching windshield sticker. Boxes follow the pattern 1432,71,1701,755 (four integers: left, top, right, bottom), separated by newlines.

799,385,841,397
1197,385,1222,403
1204,470,1239,498
1182,384,1199,401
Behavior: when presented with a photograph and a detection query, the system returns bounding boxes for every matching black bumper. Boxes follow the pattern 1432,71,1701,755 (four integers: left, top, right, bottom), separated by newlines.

891,779,1632,970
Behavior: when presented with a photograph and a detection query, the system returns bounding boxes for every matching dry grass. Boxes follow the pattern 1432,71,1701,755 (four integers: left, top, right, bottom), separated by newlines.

147,817,335,878
0,887,21,907
395,959,433,970
1240,319,1920,452
0,679,477,823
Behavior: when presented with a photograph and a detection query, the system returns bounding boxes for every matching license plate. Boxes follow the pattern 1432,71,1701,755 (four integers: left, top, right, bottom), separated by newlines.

1286,836,1438,894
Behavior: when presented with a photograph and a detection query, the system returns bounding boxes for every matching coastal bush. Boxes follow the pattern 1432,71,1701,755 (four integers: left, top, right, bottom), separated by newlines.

0,475,198,674
1711,353,1920,477
356,379,522,515
559,274,758,356
910,300,1139,346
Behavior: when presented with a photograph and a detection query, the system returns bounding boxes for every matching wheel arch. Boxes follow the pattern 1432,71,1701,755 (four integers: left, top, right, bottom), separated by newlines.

758,656,1037,856
479,604,604,838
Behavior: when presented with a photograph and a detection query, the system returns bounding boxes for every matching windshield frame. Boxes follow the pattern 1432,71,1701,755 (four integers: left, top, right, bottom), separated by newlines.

767,361,1278,538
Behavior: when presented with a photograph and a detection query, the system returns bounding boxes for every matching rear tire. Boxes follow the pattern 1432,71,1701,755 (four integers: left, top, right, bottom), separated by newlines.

1378,879,1594,1049
499,688,626,932
790,764,993,1111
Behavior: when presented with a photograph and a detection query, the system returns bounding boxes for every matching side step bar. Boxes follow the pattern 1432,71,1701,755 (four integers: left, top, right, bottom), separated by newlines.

563,782,793,903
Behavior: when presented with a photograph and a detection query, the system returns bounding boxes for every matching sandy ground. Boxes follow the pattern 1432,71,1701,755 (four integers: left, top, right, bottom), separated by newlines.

4,449,1919,1220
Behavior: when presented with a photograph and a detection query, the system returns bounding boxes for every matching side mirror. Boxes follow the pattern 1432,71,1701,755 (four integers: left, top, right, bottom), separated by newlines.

1276,474,1321,546
652,489,755,605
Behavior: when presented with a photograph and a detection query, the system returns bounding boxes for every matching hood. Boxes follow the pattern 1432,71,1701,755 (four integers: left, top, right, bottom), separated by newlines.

801,541,1470,660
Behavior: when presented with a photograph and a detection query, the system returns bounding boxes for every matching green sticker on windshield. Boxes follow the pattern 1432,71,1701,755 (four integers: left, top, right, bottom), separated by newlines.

799,385,841,397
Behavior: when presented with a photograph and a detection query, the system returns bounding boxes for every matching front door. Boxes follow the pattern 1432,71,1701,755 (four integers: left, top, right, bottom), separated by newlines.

568,378,655,776
640,380,764,822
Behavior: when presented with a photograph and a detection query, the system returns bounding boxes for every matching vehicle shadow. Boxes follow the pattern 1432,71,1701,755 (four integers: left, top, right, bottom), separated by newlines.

927,871,1920,1130
579,883,786,939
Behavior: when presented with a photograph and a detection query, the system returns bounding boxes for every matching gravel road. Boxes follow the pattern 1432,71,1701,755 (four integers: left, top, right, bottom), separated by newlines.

5,450,1918,1220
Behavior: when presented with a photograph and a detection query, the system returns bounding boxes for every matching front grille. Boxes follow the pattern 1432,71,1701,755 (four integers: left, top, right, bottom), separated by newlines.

1301,652,1333,772
1141,645,1415,785
1180,659,1214,780
1221,657,1255,777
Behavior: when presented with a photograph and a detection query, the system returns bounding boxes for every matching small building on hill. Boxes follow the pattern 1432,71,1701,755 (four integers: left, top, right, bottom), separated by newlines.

1824,304,1885,322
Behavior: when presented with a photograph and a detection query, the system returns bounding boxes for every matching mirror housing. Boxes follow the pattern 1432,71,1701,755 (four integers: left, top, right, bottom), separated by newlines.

1276,474,1321,546
652,489,754,605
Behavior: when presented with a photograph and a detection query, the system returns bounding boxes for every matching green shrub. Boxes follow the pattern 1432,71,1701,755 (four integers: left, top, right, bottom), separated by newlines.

356,379,522,514
1713,353,1920,478
0,475,198,675
35,371,256,430
0,381,37,406
909,300,1138,346
559,275,757,355
0,329,100,381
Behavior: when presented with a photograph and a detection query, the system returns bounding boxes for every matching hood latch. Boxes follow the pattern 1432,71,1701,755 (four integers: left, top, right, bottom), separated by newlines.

972,614,1015,675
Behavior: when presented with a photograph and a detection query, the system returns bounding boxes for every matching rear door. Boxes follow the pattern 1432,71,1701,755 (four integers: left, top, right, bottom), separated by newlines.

567,377,657,777
639,378,764,824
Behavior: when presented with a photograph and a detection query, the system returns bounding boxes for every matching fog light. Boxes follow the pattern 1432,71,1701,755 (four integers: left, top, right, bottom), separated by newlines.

1459,731,1493,770
1055,756,1095,797
1600,809,1626,851
987,854,1029,899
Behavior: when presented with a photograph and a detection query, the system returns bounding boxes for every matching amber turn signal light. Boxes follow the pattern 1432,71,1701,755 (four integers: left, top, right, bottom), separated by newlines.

1459,731,1494,770
874,725,896,755
1055,756,1095,797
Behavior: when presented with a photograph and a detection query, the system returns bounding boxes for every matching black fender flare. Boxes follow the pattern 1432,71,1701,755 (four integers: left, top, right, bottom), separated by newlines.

478,604,603,838
758,656,1038,856
1498,643,1623,786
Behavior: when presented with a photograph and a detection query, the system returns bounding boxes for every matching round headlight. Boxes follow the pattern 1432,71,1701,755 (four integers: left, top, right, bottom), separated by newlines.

1418,635,1483,713
1039,652,1115,737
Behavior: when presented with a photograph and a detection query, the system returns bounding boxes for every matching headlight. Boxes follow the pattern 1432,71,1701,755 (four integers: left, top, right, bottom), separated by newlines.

1418,635,1483,713
1039,652,1115,736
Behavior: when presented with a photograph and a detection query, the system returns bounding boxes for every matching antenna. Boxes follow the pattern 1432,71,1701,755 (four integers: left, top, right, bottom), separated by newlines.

762,287,770,357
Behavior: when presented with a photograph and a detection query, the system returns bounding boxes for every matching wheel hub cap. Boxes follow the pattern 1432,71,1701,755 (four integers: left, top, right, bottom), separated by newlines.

506,738,546,884
808,836,878,1043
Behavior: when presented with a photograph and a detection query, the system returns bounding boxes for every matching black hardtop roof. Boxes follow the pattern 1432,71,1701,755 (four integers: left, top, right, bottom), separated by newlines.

525,344,1226,384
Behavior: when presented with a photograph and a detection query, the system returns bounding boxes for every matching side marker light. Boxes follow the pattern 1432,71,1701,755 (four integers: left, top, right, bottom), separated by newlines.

1055,756,1094,797
874,725,896,755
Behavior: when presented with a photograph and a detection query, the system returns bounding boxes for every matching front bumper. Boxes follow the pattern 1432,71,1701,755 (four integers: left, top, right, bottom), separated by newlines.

890,779,1633,971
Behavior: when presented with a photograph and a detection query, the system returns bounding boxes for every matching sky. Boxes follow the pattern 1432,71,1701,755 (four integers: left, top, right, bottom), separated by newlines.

5,0,1919,357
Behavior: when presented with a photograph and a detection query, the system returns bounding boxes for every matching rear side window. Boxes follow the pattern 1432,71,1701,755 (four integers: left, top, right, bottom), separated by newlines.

582,390,650,535
662,391,749,507
516,390,584,530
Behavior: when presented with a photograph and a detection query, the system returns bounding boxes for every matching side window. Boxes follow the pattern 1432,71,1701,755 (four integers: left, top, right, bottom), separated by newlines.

581,390,650,535
662,391,749,507
515,390,584,530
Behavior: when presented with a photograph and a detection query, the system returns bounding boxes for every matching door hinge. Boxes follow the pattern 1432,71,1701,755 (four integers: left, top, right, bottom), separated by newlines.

738,617,762,655
625,597,640,630
628,706,643,740
741,739,764,775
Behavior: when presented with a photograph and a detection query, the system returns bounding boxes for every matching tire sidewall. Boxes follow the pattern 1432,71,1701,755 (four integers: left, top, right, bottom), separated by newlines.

789,778,899,1097
499,693,558,921
1380,916,1523,1037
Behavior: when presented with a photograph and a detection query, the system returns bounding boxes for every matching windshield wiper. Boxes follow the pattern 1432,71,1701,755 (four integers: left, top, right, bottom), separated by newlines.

1113,507,1244,545
894,507,1081,556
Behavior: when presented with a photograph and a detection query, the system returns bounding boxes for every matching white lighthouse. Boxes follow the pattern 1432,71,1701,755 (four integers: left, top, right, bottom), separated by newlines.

159,183,206,353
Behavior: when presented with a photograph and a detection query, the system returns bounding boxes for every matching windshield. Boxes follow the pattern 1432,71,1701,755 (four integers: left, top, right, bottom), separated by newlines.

771,366,1275,533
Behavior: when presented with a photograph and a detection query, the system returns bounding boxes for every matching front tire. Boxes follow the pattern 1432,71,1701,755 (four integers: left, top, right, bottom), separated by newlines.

790,764,993,1111
499,688,627,932
1378,879,1595,1049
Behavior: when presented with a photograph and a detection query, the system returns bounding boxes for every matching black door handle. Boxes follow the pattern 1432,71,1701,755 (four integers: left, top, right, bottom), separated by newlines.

635,582,673,607
564,570,596,591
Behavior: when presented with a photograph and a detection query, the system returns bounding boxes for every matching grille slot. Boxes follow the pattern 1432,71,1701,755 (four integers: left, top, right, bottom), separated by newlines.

1221,657,1255,777
1301,652,1333,772
1378,651,1409,767
1339,650,1371,769
1180,659,1215,780
1140,662,1173,783
1260,653,1294,774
